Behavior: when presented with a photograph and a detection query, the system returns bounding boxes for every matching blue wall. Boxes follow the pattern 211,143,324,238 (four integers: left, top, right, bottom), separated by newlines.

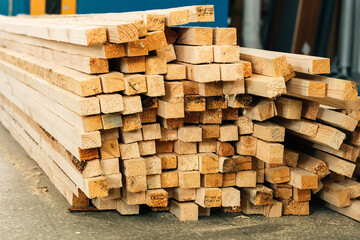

77,0,228,27
0,0,228,27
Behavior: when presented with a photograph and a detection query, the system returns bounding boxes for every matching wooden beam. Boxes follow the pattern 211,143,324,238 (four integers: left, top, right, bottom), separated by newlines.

275,118,319,137
174,27,213,46
316,107,358,131
174,45,213,64
275,97,302,119
245,74,286,98
252,122,285,142
286,78,326,97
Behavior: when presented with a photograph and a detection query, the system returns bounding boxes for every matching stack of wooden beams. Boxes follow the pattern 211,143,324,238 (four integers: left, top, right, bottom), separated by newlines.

0,5,359,222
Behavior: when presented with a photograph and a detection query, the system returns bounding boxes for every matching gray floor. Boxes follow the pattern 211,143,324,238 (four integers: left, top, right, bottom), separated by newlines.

0,123,359,240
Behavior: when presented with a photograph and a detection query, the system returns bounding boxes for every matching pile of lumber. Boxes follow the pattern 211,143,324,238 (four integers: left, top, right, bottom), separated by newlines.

0,5,359,222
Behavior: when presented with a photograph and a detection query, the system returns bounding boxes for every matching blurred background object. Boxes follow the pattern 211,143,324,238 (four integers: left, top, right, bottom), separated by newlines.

1,0,359,82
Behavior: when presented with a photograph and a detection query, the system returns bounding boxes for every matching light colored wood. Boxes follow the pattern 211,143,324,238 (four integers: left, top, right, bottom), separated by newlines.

161,81,184,103
121,189,145,205
199,139,217,153
198,82,223,97
161,170,179,188
243,99,277,121
178,126,202,142
198,153,219,174
223,172,236,187
275,97,302,119
124,175,147,193
170,200,198,221
242,184,273,205
268,183,293,198
175,27,213,46
240,47,330,75
92,198,117,210
265,166,290,184
252,122,285,142
317,107,358,131
142,123,161,141
123,74,147,95
218,157,238,173
275,118,318,137
121,158,146,177
144,75,165,97
185,63,220,82
338,179,360,199
177,154,199,171
213,45,240,63
222,187,241,207
223,80,245,95
195,187,222,208
99,72,125,93
157,100,184,119
289,122,345,150
263,199,282,218
0,47,102,97
306,148,356,178
146,189,168,207
146,175,161,189
158,153,177,170
138,140,156,156
174,5,214,22
317,181,351,207
213,27,237,45
179,171,201,188
200,110,222,124
100,139,120,160
121,113,142,132
124,39,148,57
255,139,284,164
165,64,187,80
286,77,326,97
201,173,223,187
0,58,100,116
240,60,252,78
324,200,360,222
297,153,329,179
173,187,196,202
236,136,257,156
160,128,178,141
145,56,167,75
119,142,140,160
245,74,286,98
117,56,146,73
0,31,125,59
144,156,162,175
219,63,243,81
237,116,254,135
216,142,234,157
97,94,123,114
293,188,311,202
241,198,264,215
146,31,167,51
235,171,257,187
1,39,109,74
289,167,318,190
156,44,177,62
121,96,142,115
301,100,320,120
117,199,139,215
174,45,213,64
217,124,238,142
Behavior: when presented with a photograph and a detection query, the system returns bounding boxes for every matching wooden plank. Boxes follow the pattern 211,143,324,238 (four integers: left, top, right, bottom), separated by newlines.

255,139,284,164
99,72,125,93
289,122,345,150
316,107,358,131
317,181,351,207
252,122,285,142
243,99,277,121
289,167,318,190
0,47,102,97
1,38,109,74
240,47,330,74
213,27,237,45
185,63,220,82
213,45,240,63
324,200,360,222
174,27,213,46
275,97,302,119
338,179,360,199
265,166,290,184
165,63,187,80
245,74,286,98
174,45,213,64
301,100,320,120
235,171,257,187
239,47,288,77
0,31,125,59
242,184,273,205
145,56,167,75
275,118,319,137
297,153,330,179
286,78,326,97
170,200,198,221
195,187,222,208
0,17,107,45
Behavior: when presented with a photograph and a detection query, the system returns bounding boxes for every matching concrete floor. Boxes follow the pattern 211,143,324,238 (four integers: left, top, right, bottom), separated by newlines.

0,123,359,240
